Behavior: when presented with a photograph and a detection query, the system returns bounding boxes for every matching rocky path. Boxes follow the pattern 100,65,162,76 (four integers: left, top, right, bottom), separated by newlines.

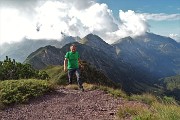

0,88,145,120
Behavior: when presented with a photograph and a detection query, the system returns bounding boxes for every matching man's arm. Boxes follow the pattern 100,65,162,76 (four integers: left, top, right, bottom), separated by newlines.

64,58,68,72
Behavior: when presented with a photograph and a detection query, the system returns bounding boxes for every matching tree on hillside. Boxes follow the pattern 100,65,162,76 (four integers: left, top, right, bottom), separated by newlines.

0,56,49,80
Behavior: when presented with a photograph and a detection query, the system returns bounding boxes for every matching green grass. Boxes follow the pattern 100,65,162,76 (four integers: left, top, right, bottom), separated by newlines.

117,103,180,120
97,86,127,98
117,103,154,120
151,102,180,120
117,93,180,120
44,65,67,86
0,79,52,109
130,93,158,105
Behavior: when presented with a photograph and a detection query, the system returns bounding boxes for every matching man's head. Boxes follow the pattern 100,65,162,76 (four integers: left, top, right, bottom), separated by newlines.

70,44,76,52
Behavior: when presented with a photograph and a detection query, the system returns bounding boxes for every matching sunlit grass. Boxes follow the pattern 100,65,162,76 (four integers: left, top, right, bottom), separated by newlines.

151,102,180,120
65,84,79,90
117,93,180,120
129,93,158,105
117,103,155,120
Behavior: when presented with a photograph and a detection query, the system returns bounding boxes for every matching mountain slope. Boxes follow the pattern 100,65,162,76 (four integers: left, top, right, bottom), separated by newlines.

113,32,180,80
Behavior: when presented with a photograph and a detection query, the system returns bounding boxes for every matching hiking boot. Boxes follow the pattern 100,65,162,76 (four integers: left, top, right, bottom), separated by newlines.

80,87,84,92
68,81,72,85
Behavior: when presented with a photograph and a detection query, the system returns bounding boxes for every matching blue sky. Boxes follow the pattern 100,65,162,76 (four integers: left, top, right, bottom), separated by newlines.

0,0,180,44
98,0,180,14
98,0,180,41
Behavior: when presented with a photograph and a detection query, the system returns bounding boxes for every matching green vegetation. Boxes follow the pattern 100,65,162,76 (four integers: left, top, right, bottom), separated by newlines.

117,103,154,120
0,79,52,109
159,75,180,101
0,56,49,80
117,99,180,120
97,86,127,98
117,93,180,120
162,75,180,91
44,65,67,85
130,93,158,105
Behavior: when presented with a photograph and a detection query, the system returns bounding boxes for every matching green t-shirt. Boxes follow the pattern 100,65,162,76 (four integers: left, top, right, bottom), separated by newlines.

65,51,80,69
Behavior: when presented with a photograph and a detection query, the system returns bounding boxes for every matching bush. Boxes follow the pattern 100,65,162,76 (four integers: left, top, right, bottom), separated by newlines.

0,79,52,106
0,56,49,80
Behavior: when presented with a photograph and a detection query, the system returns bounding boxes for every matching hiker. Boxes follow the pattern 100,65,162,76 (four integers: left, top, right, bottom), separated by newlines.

64,44,84,91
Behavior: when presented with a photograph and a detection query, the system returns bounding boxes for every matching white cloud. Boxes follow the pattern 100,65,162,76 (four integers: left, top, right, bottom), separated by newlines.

169,34,180,42
105,10,149,43
0,0,120,44
0,0,179,45
139,13,180,21
0,8,32,44
64,0,96,10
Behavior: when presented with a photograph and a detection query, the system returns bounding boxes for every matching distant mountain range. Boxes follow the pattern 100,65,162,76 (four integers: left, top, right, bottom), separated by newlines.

113,33,180,79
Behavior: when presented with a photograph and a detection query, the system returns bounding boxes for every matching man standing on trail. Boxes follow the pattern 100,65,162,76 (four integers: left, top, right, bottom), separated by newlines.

64,44,84,91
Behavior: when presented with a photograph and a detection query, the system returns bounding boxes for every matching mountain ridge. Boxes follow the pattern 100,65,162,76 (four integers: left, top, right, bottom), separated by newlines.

113,32,180,79
0,36,79,62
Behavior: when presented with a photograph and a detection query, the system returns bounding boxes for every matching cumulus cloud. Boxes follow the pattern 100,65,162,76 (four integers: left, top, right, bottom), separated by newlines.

105,10,149,43
0,0,179,45
0,0,121,44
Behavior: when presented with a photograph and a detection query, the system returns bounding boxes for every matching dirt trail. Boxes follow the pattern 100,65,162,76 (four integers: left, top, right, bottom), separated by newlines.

0,88,145,120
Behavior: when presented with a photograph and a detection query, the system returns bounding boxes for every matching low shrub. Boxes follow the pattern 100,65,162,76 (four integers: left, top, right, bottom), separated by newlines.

0,79,52,106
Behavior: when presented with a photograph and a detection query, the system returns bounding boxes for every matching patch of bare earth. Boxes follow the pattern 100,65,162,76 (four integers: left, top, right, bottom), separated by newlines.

0,88,148,120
